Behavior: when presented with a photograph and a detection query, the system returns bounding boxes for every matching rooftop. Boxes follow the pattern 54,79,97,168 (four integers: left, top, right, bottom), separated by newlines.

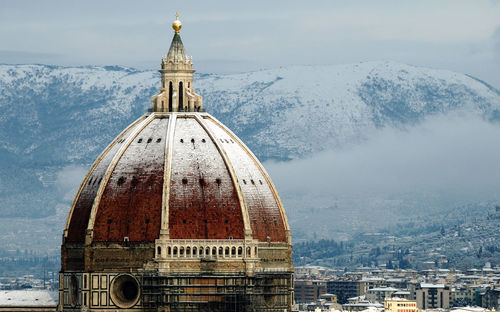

0,290,57,307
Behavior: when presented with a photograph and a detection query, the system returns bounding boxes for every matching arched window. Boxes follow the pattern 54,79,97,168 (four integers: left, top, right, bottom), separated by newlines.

180,247,184,257
168,81,173,112
179,81,184,111
173,246,178,256
231,247,236,257
246,247,251,257
186,247,191,256
225,247,230,257
157,246,162,257
238,247,243,257
193,247,197,256
218,247,223,256
212,247,216,256
205,247,210,256
168,246,171,256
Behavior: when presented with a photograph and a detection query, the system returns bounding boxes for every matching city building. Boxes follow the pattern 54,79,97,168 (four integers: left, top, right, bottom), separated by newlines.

481,287,500,309
384,297,418,312
320,293,338,303
342,295,383,312
327,280,367,304
294,280,327,303
59,15,293,312
451,285,474,307
415,283,450,309
366,287,399,303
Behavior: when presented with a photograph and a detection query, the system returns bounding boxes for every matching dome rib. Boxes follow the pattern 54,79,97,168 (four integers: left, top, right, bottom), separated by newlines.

64,115,147,243
194,114,253,239
86,114,156,243
160,114,176,237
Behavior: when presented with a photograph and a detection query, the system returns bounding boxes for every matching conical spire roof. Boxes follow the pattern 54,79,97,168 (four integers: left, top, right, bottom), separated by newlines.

166,33,187,63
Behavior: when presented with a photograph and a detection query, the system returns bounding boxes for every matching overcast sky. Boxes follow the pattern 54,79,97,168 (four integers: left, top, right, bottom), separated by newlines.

1,0,499,88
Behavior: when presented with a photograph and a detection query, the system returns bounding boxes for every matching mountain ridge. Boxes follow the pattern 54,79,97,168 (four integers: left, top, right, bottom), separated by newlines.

0,61,499,223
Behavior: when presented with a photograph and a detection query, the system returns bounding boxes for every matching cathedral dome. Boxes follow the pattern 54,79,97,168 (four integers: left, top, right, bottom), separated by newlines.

64,112,290,244
60,15,293,312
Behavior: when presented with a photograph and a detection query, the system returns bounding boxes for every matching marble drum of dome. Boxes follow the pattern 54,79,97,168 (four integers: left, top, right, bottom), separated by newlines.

59,15,294,312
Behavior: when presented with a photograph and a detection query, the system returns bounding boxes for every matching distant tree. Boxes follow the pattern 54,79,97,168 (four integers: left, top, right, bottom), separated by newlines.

399,259,411,269
386,260,394,269
485,245,496,253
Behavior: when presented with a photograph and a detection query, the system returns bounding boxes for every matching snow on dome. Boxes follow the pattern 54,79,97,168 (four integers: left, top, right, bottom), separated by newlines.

63,113,290,245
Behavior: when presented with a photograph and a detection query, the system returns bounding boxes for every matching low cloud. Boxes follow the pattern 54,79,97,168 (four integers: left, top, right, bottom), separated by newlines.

56,165,87,201
265,113,500,200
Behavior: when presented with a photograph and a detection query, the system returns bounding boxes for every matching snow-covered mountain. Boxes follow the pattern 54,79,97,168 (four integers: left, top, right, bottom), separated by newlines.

0,61,499,221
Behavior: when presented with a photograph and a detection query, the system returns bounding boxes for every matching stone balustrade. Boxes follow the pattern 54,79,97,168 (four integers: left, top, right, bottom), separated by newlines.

155,239,258,260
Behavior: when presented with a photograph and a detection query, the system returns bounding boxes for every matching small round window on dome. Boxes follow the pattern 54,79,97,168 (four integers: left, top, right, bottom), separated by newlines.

202,139,206,143
180,139,184,143
182,178,188,185
147,138,152,143
138,138,143,143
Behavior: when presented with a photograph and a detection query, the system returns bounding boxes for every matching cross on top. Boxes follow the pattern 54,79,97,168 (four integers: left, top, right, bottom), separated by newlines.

175,12,179,20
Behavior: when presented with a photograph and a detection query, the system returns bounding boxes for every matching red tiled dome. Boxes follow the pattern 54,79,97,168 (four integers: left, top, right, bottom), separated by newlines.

64,113,290,245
